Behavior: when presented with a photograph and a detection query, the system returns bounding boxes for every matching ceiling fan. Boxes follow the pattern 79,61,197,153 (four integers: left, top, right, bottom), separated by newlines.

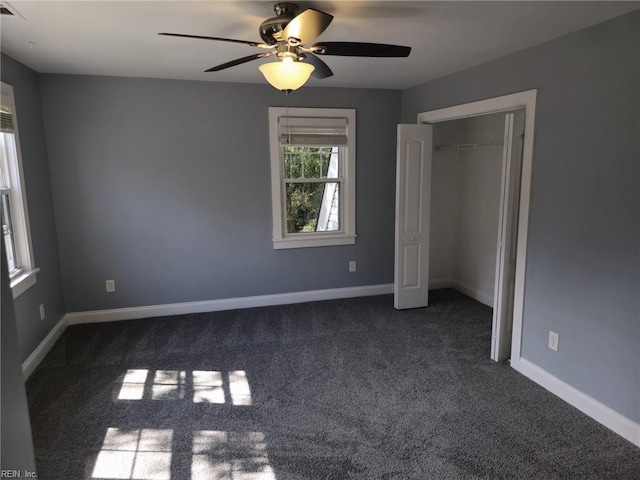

159,2,411,91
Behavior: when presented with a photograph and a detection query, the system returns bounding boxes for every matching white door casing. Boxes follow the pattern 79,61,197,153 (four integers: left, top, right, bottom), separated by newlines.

394,124,433,310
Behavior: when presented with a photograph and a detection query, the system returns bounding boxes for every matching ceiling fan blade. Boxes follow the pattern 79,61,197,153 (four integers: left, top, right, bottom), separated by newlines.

205,52,272,72
282,9,333,45
303,53,334,79
159,33,269,48
313,42,411,57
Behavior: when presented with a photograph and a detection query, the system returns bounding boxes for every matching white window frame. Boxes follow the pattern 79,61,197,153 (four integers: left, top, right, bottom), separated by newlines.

1,81,38,298
268,107,356,249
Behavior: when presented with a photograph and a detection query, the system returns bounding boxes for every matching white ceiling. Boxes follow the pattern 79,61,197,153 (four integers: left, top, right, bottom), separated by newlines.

1,1,638,90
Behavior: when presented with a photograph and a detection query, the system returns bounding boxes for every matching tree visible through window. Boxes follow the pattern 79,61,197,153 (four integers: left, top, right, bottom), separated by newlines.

284,145,340,233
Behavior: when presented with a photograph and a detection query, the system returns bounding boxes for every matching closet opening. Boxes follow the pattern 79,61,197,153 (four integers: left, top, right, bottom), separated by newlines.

430,111,525,361
395,89,537,364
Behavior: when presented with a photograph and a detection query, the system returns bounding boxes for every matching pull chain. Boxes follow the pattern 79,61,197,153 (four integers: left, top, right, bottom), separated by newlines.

284,89,291,146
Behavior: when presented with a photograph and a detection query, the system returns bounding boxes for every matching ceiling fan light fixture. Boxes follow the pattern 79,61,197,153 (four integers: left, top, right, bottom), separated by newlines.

259,58,315,91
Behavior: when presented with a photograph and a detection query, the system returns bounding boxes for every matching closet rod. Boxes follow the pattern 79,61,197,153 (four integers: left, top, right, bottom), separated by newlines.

434,141,503,152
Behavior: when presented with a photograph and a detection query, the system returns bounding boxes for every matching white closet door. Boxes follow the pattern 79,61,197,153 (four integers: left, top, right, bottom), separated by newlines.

394,124,433,309
491,112,525,361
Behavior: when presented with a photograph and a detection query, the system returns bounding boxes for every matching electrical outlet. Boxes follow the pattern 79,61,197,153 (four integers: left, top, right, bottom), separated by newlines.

349,261,356,272
39,303,45,320
548,331,559,352
106,280,116,293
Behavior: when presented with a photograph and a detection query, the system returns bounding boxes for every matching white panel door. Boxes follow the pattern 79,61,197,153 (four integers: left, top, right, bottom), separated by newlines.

491,112,525,361
394,124,433,309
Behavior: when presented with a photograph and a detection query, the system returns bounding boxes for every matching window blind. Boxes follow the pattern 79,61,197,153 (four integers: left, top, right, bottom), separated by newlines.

0,106,14,133
278,116,348,146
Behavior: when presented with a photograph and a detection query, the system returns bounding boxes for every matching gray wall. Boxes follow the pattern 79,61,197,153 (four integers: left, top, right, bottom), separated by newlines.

39,75,400,312
403,11,640,422
1,54,66,362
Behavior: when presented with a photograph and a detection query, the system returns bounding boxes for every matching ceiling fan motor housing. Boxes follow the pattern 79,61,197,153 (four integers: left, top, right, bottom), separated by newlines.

259,2,299,44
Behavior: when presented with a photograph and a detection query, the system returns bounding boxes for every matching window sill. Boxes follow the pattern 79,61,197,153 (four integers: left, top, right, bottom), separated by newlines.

273,234,356,250
10,268,39,299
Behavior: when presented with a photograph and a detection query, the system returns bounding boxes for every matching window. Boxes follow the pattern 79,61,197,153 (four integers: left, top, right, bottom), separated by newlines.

1,81,37,298
268,107,356,249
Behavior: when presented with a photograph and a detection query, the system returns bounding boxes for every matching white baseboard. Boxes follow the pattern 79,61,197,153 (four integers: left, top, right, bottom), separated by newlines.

515,358,640,447
22,315,68,379
452,280,494,307
428,278,494,307
66,283,394,325
429,278,453,290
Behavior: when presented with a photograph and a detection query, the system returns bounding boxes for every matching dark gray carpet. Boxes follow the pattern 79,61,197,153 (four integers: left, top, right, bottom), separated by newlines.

26,289,639,479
